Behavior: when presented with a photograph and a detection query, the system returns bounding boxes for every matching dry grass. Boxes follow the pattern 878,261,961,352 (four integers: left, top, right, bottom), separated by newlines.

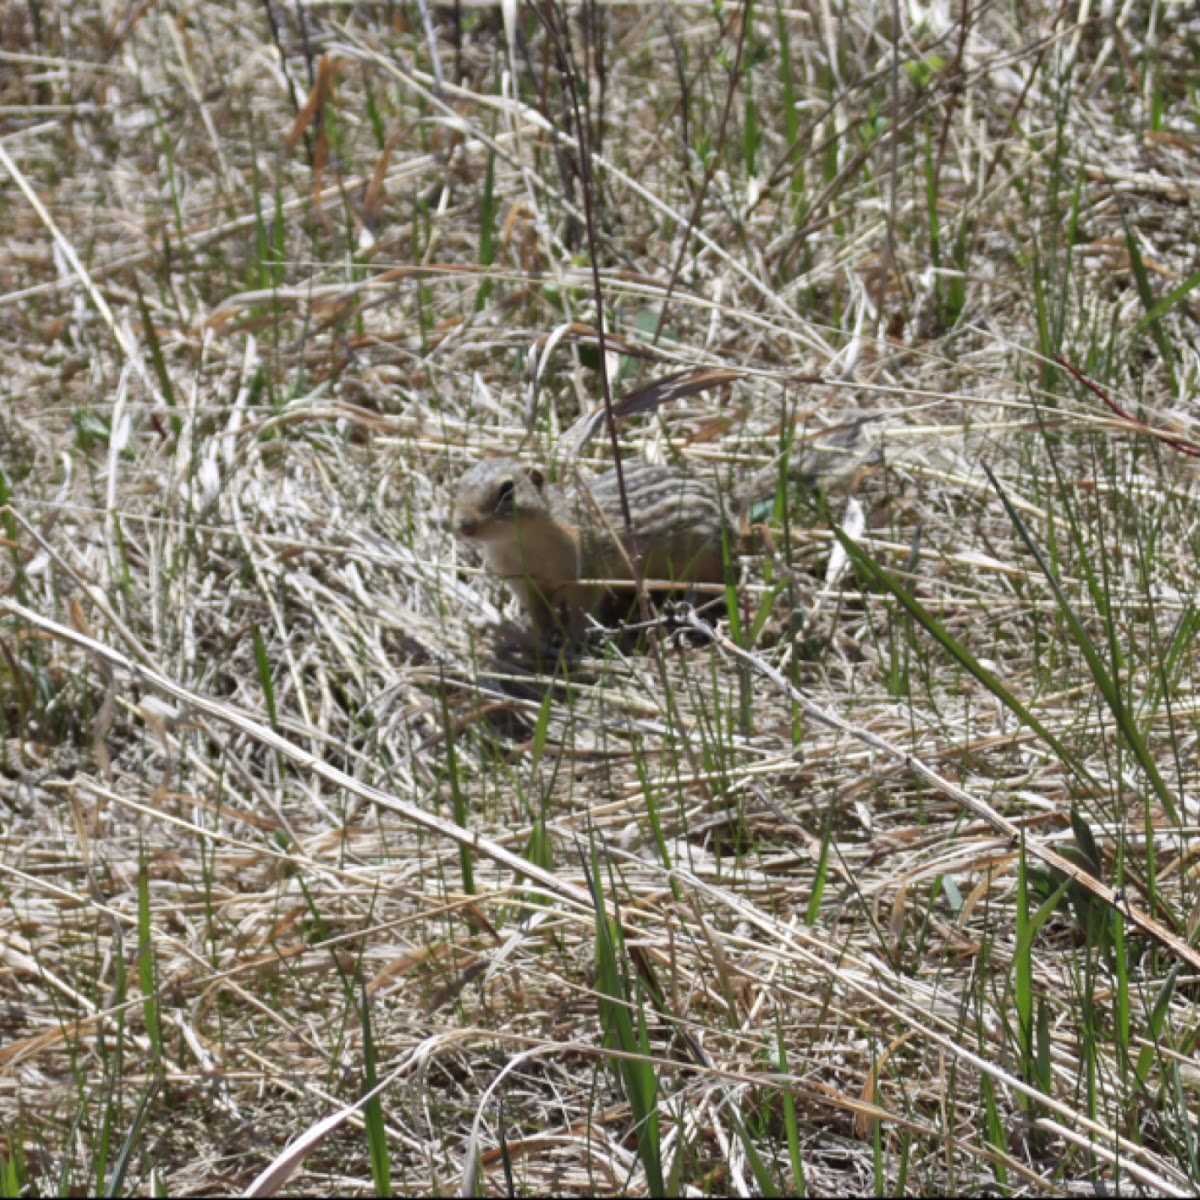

4,0,1200,1194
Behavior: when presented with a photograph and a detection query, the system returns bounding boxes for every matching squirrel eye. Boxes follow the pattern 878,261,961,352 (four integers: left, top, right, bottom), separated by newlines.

495,479,516,514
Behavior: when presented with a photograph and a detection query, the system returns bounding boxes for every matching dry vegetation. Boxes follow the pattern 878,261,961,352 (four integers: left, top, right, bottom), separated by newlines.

4,0,1200,1194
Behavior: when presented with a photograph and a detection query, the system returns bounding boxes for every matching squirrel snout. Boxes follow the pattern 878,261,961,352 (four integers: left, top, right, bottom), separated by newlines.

456,516,481,539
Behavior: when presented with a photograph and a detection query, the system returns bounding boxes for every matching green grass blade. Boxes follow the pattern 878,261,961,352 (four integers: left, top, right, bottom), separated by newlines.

476,145,498,312
773,0,799,149
1132,267,1200,336
726,1103,779,1197
130,272,176,420
1136,962,1181,1086
137,857,164,1060
361,983,393,1198
1120,208,1178,391
439,685,475,896
1113,907,1131,1055
103,1079,160,1199
0,1137,24,1199
831,524,1099,790
530,674,556,773
583,852,664,1196
806,816,831,927
775,1019,806,1195
497,1095,517,1198
981,1074,1008,1188
251,626,278,732
984,463,1180,823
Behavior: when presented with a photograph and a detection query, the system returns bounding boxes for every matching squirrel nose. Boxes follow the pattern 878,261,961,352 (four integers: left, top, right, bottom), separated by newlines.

457,517,479,538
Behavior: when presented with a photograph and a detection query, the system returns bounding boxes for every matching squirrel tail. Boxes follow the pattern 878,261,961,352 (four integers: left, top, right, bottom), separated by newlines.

734,418,879,533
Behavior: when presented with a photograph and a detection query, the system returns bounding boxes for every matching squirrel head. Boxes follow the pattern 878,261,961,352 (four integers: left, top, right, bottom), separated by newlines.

453,459,550,541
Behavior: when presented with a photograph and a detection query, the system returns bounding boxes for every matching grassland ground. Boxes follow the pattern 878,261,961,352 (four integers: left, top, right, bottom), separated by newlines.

3,0,1200,1194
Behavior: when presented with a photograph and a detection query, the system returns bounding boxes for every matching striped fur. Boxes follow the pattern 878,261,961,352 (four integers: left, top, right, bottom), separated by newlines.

454,458,734,637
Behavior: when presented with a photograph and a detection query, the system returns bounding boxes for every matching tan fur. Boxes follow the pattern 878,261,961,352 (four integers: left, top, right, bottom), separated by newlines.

453,458,733,638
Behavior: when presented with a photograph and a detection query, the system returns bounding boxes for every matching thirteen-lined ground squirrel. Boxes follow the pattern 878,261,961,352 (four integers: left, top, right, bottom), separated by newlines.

453,458,736,639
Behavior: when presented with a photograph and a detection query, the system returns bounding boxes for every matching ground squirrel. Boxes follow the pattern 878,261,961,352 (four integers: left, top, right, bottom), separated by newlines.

453,458,737,640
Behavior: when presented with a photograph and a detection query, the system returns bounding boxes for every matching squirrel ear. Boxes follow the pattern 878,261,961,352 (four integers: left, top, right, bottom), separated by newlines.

526,467,545,491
